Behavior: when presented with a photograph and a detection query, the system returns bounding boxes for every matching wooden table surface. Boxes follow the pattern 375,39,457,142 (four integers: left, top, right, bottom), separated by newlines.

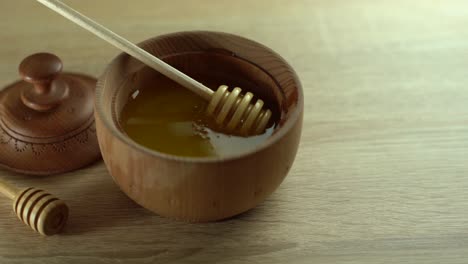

1,0,468,263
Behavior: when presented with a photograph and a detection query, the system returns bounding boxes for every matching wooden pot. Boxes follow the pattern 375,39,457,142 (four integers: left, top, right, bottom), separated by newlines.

95,31,303,222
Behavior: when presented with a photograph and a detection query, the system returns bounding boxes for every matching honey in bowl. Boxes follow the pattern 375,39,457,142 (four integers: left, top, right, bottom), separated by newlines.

120,74,275,157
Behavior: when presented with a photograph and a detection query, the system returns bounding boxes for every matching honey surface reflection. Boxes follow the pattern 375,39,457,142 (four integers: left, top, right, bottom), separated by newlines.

120,75,275,157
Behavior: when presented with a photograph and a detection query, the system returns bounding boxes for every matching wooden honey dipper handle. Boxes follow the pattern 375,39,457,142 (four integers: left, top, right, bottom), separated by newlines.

36,0,213,101
0,179,68,236
0,179,20,200
37,0,273,135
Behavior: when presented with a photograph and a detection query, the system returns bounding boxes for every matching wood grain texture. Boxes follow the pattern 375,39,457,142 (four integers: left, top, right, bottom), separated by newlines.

1,0,468,263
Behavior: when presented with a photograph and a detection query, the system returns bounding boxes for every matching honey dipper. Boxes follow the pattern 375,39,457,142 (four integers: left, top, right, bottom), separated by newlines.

36,0,272,136
0,179,68,236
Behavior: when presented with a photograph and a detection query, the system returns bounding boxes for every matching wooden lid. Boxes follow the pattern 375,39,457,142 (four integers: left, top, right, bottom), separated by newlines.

0,53,101,175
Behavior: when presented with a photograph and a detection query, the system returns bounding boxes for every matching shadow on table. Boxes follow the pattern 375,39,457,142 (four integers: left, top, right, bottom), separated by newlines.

58,164,295,261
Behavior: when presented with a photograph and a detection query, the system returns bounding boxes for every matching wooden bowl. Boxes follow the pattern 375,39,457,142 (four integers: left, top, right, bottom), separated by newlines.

95,31,303,222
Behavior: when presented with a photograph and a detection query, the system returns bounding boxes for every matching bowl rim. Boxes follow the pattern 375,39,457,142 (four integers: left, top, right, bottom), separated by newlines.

95,30,304,163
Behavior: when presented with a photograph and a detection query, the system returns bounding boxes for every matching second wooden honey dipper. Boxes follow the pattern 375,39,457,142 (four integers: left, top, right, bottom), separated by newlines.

0,179,68,236
36,0,272,136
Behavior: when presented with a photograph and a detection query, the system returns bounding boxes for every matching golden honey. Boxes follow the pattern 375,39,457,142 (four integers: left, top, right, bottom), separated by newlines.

120,75,275,157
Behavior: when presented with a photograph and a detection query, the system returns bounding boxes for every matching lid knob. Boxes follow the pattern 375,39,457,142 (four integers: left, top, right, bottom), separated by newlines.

19,53,69,112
